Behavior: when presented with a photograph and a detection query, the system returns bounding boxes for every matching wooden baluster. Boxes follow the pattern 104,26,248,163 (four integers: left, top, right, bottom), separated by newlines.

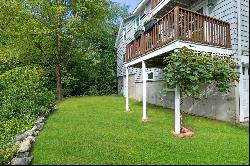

219,21,221,46
216,20,219,46
163,16,166,44
223,23,227,47
211,18,214,45
193,14,196,42
151,28,153,50
187,11,190,39
167,12,170,42
217,20,219,46
126,45,128,62
154,23,157,48
190,12,193,41
161,20,163,45
156,22,158,47
146,33,148,51
200,15,203,42
216,20,218,45
143,33,145,54
213,20,215,45
155,22,158,48
207,17,209,44
174,7,179,40
183,10,186,40
223,22,226,47
172,10,174,39
180,9,183,39
226,23,231,48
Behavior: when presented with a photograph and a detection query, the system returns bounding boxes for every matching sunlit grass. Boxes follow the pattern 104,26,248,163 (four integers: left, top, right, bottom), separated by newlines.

32,96,249,165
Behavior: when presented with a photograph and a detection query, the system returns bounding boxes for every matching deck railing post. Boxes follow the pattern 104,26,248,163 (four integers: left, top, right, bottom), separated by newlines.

174,6,179,40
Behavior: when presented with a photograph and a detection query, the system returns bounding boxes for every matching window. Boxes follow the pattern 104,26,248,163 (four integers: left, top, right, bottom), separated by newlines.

122,26,127,42
147,71,155,81
145,1,151,14
196,7,204,14
243,67,246,75
135,16,140,30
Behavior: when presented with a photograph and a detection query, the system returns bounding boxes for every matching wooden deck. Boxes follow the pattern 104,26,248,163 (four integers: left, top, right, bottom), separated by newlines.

126,6,231,62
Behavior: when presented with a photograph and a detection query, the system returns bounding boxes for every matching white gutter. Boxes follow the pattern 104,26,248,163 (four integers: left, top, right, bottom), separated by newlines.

133,0,148,15
115,21,124,48
237,0,241,57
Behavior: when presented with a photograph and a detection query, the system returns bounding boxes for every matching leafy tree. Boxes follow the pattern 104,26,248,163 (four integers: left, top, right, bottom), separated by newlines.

163,47,239,128
0,1,129,163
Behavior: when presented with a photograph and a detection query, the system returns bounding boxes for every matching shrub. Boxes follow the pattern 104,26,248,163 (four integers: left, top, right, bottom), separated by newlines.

163,47,239,99
0,144,18,165
0,66,54,164
0,116,35,165
0,66,55,119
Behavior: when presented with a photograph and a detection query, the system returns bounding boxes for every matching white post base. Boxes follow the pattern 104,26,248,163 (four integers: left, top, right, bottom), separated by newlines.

175,86,181,134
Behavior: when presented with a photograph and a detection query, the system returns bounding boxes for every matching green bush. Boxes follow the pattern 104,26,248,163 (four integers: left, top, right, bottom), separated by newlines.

0,116,35,165
0,66,54,164
0,66,55,119
0,144,18,165
0,116,35,146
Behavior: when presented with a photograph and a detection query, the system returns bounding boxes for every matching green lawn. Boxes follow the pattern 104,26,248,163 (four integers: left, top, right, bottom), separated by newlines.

31,96,249,165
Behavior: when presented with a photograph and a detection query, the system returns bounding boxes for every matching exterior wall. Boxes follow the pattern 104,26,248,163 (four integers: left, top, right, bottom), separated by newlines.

117,0,248,123
128,75,171,107
206,0,249,57
180,85,237,122
240,0,249,56
209,0,238,56
128,74,237,122
117,76,123,96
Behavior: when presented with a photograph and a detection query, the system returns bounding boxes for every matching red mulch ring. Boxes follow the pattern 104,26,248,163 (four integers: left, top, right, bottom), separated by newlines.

171,127,194,138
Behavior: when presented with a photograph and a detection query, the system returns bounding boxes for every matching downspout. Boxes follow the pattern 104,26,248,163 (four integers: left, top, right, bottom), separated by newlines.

237,0,243,122
237,0,241,58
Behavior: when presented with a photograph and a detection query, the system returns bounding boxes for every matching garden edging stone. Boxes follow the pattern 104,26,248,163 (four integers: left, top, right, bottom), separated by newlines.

11,105,56,165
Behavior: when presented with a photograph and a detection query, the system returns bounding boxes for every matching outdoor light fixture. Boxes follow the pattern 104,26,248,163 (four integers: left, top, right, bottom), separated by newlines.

207,0,214,8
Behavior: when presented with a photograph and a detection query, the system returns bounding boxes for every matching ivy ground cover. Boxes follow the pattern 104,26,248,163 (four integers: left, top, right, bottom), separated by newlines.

32,96,249,165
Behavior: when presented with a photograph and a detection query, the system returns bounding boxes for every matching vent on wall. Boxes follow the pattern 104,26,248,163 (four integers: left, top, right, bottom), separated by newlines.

147,71,155,81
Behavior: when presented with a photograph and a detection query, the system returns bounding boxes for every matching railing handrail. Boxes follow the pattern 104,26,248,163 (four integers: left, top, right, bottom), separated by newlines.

126,6,231,62
177,6,230,25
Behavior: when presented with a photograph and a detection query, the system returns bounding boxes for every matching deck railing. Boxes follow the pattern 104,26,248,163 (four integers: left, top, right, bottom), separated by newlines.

126,6,231,62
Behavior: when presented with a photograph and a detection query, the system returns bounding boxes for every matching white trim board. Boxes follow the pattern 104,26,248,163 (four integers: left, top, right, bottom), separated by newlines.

125,40,233,67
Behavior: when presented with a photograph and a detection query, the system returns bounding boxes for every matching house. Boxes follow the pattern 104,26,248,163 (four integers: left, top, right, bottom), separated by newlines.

115,0,249,133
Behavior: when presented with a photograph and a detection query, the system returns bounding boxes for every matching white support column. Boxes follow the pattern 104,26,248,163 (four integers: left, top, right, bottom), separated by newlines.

125,67,130,112
142,61,147,120
175,86,181,134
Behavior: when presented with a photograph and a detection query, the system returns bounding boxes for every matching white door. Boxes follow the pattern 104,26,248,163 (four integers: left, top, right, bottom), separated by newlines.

241,66,249,121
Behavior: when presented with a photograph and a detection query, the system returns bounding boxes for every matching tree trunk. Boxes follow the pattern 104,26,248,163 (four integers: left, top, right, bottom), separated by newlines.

55,0,63,101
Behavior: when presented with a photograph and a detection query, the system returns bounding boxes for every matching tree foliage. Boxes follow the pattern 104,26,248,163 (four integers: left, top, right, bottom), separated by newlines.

0,0,129,163
163,47,239,100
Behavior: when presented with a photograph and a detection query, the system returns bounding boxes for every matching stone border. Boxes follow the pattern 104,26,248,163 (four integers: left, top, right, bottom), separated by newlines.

11,105,56,165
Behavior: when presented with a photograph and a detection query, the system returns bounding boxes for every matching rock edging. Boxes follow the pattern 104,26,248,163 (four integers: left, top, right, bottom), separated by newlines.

11,116,47,165
11,105,56,165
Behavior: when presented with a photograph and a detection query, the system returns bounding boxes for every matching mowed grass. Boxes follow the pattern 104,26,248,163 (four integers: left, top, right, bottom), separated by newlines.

31,96,249,165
